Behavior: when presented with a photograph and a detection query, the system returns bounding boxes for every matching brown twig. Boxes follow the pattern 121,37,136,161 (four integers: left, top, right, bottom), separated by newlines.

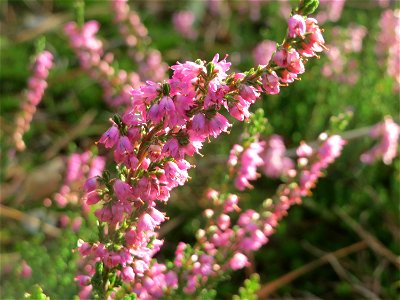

304,241,381,299
0,204,61,237
334,206,400,269
257,241,367,299
326,252,381,299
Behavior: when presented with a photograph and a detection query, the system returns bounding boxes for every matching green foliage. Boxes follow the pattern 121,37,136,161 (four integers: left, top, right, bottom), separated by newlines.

1,230,80,299
233,274,261,300
297,0,320,15
243,108,269,144
24,285,50,300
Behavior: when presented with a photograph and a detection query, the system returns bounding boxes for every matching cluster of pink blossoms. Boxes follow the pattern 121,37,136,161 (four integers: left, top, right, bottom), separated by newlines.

64,21,141,106
228,142,265,190
376,9,400,92
128,132,346,298
76,12,326,298
360,117,400,165
262,135,294,178
322,24,367,85
111,0,168,82
43,152,105,233
13,50,53,151
228,134,294,189
317,0,346,23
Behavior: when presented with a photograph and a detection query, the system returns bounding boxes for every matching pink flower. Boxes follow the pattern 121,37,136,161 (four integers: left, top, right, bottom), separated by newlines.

239,230,267,251
239,84,260,104
288,15,306,38
318,134,346,167
298,18,325,57
172,11,197,40
262,72,280,95
211,53,231,79
163,138,180,158
94,206,113,222
287,49,305,74
229,253,249,270
121,266,135,282
83,177,97,192
361,117,400,165
223,194,239,213
174,242,186,267
191,113,207,135
114,136,133,163
75,275,91,286
238,209,260,231
133,259,148,276
85,190,101,205
252,40,276,65
228,95,252,121
273,48,290,68
279,69,298,83
317,0,345,23
98,126,120,148
234,142,264,191
137,213,158,232
148,207,166,225
13,50,53,151
227,144,244,167
114,179,136,202
262,135,294,178
165,271,178,288
208,113,231,138
20,261,32,278
164,161,188,186
217,214,230,231
296,142,313,157
77,240,92,256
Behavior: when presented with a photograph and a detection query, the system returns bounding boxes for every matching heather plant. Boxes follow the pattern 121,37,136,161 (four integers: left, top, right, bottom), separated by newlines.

1,0,399,299
75,1,330,297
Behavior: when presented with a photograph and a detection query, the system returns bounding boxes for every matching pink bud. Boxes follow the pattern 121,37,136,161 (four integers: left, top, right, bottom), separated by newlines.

296,142,313,157
229,253,249,270
20,261,32,278
217,214,230,231
85,190,101,205
75,275,91,286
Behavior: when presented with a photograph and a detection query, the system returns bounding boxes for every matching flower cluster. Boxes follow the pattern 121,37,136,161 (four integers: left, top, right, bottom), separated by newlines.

322,24,367,85
128,132,346,299
13,50,53,151
44,151,105,233
376,9,400,92
360,117,400,165
111,0,168,82
76,11,326,298
317,0,346,23
261,135,294,178
64,21,141,106
228,142,265,190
